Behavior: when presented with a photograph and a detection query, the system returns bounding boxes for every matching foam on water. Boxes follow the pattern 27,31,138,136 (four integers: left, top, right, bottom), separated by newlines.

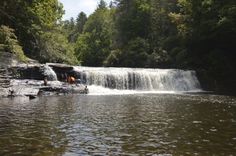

73,67,202,95
87,85,178,95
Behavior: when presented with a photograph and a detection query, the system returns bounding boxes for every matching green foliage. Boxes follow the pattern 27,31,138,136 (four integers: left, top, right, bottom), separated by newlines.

0,0,68,63
149,0,178,46
103,49,123,67
115,0,151,44
76,12,87,34
105,37,149,67
104,0,179,67
122,37,149,67
30,0,64,28
179,0,235,59
37,30,78,64
147,48,171,68
61,18,76,42
75,7,113,66
62,13,88,43
97,0,108,10
0,25,27,61
169,0,236,93
75,33,92,65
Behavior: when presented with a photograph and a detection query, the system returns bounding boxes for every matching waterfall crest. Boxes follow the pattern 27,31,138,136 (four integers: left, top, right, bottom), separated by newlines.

73,67,201,92
42,65,58,81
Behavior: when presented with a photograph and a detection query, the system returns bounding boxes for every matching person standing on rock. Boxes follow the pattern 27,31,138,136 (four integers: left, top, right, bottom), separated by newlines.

43,77,48,86
8,89,15,97
84,86,88,94
67,75,75,84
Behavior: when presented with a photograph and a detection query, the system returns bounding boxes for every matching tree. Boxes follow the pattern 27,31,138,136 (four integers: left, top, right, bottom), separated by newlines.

75,4,113,66
0,25,26,61
0,0,67,62
76,12,87,34
170,0,236,93
37,30,78,64
114,0,151,45
97,0,107,10
146,0,179,67
105,37,149,67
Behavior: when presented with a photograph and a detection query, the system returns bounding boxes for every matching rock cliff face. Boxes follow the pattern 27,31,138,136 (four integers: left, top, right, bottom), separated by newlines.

9,64,44,80
0,52,42,80
8,63,77,81
0,62,88,98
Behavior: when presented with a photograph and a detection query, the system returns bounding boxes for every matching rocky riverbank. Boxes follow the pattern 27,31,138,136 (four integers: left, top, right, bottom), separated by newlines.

0,62,88,98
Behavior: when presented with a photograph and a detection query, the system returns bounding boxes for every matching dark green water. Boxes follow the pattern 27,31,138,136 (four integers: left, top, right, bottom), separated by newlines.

0,94,236,155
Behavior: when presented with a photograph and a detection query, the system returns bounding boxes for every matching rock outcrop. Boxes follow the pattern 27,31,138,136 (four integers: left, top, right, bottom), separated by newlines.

0,63,89,98
0,67,11,88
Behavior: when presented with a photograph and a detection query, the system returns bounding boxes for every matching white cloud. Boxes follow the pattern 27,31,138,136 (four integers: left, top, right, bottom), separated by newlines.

59,0,111,20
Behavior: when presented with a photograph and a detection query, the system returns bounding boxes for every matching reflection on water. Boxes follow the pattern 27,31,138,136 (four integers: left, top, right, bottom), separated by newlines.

0,94,236,155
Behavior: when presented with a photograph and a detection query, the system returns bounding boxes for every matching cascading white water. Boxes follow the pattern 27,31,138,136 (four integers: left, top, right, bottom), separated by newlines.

73,67,201,92
42,65,58,81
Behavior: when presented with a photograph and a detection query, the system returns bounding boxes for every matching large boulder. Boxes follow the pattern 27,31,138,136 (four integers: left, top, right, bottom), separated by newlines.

9,64,57,81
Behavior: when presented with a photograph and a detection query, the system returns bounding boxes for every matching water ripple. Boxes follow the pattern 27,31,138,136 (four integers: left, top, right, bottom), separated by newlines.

0,94,236,155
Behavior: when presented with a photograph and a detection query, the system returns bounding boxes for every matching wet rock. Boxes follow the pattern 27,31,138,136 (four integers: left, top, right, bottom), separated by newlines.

0,63,89,98
39,84,88,95
9,64,57,81
1,79,88,98
9,64,44,80
12,86,39,96
0,67,12,88
47,63,75,81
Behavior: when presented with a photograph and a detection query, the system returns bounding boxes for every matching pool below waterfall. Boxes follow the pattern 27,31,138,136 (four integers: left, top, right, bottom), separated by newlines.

0,93,236,155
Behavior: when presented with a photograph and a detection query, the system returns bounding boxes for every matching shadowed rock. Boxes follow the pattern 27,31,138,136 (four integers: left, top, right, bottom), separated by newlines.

0,63,89,98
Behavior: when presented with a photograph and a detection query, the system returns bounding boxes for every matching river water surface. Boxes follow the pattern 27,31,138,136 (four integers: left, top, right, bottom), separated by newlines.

0,94,236,155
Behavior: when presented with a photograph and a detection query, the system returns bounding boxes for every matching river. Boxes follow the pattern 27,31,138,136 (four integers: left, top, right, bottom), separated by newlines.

0,93,236,155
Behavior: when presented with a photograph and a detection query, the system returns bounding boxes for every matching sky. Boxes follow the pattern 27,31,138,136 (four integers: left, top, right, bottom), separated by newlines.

59,0,112,20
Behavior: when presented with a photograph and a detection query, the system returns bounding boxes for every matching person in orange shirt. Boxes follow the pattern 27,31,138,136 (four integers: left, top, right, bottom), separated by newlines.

67,76,75,84
70,76,75,84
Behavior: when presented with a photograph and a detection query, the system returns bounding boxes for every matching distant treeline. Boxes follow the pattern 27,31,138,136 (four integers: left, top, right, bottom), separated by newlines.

0,0,236,94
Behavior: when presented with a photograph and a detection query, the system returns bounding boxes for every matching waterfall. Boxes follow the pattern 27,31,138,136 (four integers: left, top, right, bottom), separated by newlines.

73,67,201,92
42,65,58,81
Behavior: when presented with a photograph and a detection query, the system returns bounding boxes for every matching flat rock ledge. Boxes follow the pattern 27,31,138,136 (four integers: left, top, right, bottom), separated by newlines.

0,80,88,98
0,63,88,98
